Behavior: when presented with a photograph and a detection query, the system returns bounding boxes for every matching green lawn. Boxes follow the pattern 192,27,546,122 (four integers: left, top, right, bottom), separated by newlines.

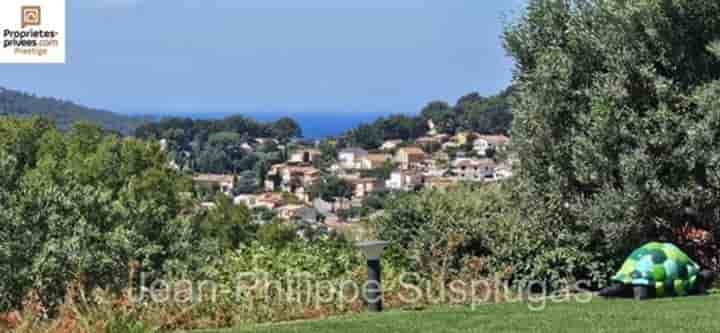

199,295,720,333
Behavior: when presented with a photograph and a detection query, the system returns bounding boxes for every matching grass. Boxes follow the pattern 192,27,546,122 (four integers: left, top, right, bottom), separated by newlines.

197,294,720,333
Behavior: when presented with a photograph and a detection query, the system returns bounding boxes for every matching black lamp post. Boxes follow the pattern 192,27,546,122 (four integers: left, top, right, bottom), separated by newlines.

356,240,389,312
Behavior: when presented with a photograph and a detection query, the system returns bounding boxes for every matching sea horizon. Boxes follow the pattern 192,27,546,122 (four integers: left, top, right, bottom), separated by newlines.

122,109,419,139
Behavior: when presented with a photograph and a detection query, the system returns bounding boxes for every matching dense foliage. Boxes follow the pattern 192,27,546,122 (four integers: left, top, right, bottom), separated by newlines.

420,87,514,136
505,0,720,274
0,117,205,311
343,88,513,149
373,183,600,286
0,87,146,134
135,115,301,174
308,176,353,203
0,116,359,325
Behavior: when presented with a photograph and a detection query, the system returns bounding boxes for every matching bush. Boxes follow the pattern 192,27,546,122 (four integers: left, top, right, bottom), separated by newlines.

0,118,210,312
256,221,297,246
372,182,612,287
372,184,508,277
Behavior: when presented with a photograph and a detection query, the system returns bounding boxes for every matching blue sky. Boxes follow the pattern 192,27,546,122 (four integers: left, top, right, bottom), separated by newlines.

0,0,525,115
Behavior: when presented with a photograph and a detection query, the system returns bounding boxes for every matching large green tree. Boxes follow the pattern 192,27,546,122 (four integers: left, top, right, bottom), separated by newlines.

308,176,353,203
271,117,302,142
0,118,204,311
199,195,255,249
506,0,720,272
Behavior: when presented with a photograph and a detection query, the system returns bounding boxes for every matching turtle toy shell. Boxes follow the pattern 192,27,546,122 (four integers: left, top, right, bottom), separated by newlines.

611,242,701,297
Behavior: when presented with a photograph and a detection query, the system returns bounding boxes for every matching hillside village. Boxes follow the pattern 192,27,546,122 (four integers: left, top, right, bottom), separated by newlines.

188,124,513,231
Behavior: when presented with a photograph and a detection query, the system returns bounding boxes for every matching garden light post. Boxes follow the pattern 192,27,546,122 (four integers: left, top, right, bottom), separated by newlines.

356,240,389,312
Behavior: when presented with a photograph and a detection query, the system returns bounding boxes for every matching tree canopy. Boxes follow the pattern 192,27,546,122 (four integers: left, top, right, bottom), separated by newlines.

343,88,513,150
0,117,202,310
506,0,720,270
135,115,300,174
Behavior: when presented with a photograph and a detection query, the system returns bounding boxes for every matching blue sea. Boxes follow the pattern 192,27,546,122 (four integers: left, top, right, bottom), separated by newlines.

132,111,418,139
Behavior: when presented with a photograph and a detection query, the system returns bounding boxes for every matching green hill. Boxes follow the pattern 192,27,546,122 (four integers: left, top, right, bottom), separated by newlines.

0,87,145,134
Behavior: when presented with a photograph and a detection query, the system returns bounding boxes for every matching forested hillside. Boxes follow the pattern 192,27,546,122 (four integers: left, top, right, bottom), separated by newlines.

0,87,145,133
343,87,513,149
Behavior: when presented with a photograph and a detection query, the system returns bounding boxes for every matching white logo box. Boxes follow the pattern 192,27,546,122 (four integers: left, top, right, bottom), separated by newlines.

0,0,66,63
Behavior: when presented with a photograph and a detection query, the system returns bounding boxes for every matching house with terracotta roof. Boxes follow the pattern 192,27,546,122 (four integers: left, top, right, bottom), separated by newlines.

394,147,427,169
380,139,402,151
386,170,424,191
342,175,383,199
415,136,442,145
265,164,320,202
289,148,322,164
473,135,510,156
277,204,318,223
425,177,455,190
255,192,286,209
193,174,235,195
452,158,496,181
339,147,369,169
360,153,391,170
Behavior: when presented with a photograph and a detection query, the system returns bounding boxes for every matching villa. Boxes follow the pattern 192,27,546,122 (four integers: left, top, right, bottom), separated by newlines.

395,146,427,169
452,158,496,181
192,174,235,196
338,147,369,169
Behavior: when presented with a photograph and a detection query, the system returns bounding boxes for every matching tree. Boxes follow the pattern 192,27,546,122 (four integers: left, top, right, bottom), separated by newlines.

420,101,454,134
346,123,383,149
254,157,271,188
134,115,293,174
0,118,204,311
315,139,338,169
234,170,260,194
199,195,255,250
271,117,302,142
256,220,297,246
309,176,353,202
505,0,720,275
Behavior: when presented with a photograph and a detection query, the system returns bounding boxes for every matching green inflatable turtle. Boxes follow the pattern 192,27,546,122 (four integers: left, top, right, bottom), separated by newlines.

600,242,716,299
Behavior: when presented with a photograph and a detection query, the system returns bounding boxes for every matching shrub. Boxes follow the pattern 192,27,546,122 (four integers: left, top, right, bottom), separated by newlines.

0,119,210,312
372,182,613,287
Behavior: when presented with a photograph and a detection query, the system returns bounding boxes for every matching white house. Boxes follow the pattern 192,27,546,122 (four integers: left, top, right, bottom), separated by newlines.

380,140,402,151
342,176,383,199
338,148,368,169
192,174,235,196
452,158,496,181
277,205,318,223
264,164,320,202
473,135,510,156
234,194,280,209
394,147,427,169
289,149,322,164
360,153,391,170
386,170,424,191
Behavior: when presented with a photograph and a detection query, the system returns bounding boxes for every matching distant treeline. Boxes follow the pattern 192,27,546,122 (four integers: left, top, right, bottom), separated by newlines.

134,115,301,174
343,87,513,149
134,115,301,143
0,87,146,134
